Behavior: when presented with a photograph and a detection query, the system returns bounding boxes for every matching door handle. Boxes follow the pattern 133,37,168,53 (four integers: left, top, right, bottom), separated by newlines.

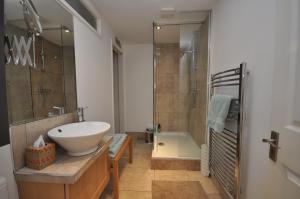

262,138,278,148
262,131,279,162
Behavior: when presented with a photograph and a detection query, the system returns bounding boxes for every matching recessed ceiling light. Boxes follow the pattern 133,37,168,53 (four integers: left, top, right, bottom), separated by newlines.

62,26,71,33
155,26,161,30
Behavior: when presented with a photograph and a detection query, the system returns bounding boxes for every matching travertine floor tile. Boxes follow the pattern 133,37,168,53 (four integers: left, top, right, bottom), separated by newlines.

185,170,204,181
120,153,151,169
152,180,208,199
119,191,152,199
134,143,152,155
185,171,219,194
200,178,219,194
119,167,154,191
102,142,219,198
154,170,188,181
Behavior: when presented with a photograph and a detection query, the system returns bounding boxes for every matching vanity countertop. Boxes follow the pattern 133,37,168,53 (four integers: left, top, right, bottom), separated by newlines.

14,136,113,184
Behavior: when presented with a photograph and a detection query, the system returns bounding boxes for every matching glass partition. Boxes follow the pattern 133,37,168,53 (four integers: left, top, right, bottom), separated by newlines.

153,13,209,159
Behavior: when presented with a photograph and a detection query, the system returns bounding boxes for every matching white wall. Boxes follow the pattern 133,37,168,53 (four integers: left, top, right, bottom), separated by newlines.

73,17,116,134
211,0,276,198
0,145,18,199
123,44,153,132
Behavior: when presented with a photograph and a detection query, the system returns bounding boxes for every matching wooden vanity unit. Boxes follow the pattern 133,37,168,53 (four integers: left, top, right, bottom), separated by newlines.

14,137,112,199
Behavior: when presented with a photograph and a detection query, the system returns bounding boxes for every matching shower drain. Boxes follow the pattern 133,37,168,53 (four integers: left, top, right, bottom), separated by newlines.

158,142,164,146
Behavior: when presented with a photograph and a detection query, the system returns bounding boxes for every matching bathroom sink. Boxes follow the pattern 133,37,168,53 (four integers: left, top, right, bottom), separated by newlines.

48,122,110,156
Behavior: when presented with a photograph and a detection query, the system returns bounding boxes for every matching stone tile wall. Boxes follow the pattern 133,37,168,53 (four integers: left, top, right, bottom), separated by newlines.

31,35,65,118
10,113,78,170
154,43,190,132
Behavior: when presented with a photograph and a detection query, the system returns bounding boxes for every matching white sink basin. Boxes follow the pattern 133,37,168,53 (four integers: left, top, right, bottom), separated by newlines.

48,122,110,156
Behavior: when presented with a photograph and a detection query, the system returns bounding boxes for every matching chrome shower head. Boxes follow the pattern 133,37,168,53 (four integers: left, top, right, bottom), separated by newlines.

20,0,42,34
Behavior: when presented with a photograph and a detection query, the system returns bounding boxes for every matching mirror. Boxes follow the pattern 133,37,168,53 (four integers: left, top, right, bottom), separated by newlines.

4,0,77,124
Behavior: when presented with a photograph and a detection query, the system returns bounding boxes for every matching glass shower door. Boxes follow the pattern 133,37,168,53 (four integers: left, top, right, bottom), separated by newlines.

153,14,210,159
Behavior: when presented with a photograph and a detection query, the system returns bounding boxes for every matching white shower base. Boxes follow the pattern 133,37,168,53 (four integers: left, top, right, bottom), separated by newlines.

152,132,201,160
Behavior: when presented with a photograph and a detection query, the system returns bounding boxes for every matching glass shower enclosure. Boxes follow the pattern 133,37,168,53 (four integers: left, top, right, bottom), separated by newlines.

153,13,210,160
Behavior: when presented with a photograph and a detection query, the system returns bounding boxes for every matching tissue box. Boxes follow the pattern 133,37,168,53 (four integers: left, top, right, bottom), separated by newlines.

25,143,56,170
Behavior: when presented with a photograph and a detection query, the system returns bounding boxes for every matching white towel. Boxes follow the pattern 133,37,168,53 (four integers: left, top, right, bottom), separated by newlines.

208,94,233,132
109,134,127,157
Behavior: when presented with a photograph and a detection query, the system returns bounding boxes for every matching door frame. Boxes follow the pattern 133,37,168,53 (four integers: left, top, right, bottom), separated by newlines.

111,40,124,134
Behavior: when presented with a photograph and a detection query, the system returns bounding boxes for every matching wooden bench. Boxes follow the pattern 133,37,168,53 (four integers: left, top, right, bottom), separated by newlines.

109,135,133,199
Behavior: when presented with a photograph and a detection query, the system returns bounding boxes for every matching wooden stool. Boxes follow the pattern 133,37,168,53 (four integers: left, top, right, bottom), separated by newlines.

109,135,133,199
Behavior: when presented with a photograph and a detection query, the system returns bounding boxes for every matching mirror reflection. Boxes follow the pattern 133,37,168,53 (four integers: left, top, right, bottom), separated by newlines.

4,0,77,124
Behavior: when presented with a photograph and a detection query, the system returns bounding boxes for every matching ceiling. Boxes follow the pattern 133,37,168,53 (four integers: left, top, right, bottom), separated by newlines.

90,0,216,44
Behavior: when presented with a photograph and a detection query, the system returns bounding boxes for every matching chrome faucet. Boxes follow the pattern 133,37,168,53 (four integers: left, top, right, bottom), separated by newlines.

52,106,65,115
77,107,88,122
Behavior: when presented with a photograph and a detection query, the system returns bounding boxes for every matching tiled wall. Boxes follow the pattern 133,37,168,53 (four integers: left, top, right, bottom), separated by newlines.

31,35,65,118
9,113,78,170
155,43,191,132
5,25,65,122
5,25,34,123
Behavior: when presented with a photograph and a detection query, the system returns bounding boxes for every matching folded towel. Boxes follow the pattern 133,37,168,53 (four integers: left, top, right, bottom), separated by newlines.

208,94,233,132
109,134,127,158
110,134,125,147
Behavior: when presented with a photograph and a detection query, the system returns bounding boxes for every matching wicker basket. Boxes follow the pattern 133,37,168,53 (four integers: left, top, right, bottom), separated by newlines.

25,143,56,170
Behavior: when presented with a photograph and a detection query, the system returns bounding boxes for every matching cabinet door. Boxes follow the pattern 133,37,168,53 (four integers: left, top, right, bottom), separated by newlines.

17,182,65,199
67,150,110,199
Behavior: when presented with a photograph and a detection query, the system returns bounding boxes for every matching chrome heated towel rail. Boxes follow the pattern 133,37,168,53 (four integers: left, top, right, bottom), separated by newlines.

209,62,247,199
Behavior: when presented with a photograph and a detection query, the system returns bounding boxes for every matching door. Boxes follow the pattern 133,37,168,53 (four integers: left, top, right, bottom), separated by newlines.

113,50,120,133
262,0,300,198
